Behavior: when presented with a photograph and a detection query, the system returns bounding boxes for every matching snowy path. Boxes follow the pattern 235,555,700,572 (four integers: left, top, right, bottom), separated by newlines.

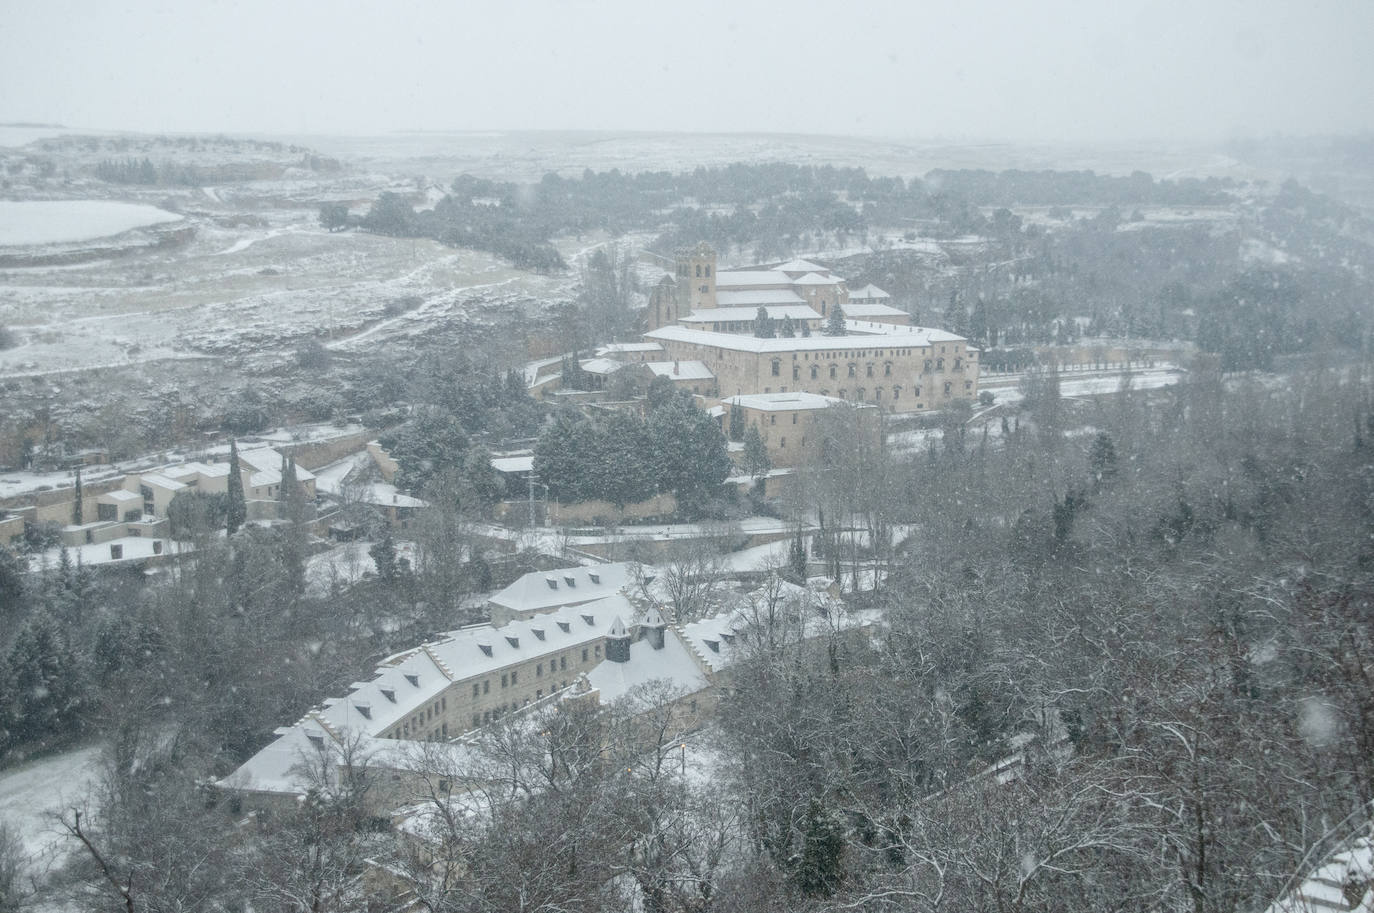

0,743,102,871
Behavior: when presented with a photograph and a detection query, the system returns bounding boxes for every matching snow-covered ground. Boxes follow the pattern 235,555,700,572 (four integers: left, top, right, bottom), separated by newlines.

0,743,102,873
0,200,182,246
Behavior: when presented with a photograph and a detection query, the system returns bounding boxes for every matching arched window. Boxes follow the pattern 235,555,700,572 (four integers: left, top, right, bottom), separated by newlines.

792,364,800,381
884,362,892,376
848,363,857,378
943,381,952,395
923,359,932,372
810,365,818,380
829,364,838,379
937,357,945,371
874,387,883,400
893,385,902,400
856,387,865,401
866,363,874,377
695,264,702,277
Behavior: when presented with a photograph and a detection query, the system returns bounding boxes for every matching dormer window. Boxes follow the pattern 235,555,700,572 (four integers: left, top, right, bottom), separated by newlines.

564,576,576,587
588,573,600,584
306,732,324,750
478,643,492,657
545,578,558,590
557,621,571,633
380,688,396,703
505,635,519,648
532,628,545,641
703,639,720,653
404,674,419,687
355,704,372,720
581,614,595,626
720,632,735,644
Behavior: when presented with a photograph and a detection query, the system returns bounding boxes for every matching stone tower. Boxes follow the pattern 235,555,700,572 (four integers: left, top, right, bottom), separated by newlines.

606,616,631,663
675,241,717,314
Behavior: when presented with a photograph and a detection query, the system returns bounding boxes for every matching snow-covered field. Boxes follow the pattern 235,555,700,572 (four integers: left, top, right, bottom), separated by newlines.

0,743,101,872
0,200,182,246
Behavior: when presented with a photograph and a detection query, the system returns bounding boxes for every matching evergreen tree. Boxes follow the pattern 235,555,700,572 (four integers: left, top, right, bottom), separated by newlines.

71,469,82,526
787,530,808,583
796,798,845,896
753,307,776,338
823,305,846,337
742,425,771,482
2,617,85,752
1088,430,1119,488
226,440,247,535
728,400,745,442
779,315,796,337
370,531,398,583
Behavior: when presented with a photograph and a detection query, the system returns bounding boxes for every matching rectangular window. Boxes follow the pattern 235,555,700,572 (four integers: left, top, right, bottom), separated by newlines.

483,680,490,694
511,670,518,684
473,714,480,728
560,657,567,670
472,683,480,698
582,648,588,662
501,673,508,688
595,645,602,658
537,663,543,677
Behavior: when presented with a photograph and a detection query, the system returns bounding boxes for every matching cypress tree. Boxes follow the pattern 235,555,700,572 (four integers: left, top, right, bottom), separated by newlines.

226,440,246,535
71,469,83,526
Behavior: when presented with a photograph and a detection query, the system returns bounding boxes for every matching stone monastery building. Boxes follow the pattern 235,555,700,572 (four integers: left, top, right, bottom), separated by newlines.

642,243,979,414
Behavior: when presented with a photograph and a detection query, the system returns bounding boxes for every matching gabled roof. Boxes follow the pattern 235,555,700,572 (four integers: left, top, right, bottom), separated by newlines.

843,303,908,318
680,305,819,324
714,270,792,288
586,627,710,705
645,361,714,381
716,289,806,307
646,324,958,353
596,342,663,355
489,562,638,614
722,392,868,412
793,272,843,286
848,283,891,299
773,258,829,275
236,446,318,482
579,357,625,375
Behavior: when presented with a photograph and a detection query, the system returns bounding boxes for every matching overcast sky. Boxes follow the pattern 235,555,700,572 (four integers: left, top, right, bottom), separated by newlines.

2,0,1371,142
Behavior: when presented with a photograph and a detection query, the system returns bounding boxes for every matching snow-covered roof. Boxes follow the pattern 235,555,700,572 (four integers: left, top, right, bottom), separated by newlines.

793,272,843,286
138,472,186,492
842,302,907,318
490,454,535,474
586,627,710,705
579,357,626,375
99,489,141,502
237,446,318,482
645,361,713,381
722,392,861,412
681,305,819,324
848,283,891,300
678,580,859,671
224,596,634,795
714,270,792,288
842,321,965,342
596,342,663,355
489,562,639,615
646,324,952,353
716,289,806,307
773,258,829,275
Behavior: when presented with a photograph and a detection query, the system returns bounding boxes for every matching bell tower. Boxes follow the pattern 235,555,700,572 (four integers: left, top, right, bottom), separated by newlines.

675,242,717,314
